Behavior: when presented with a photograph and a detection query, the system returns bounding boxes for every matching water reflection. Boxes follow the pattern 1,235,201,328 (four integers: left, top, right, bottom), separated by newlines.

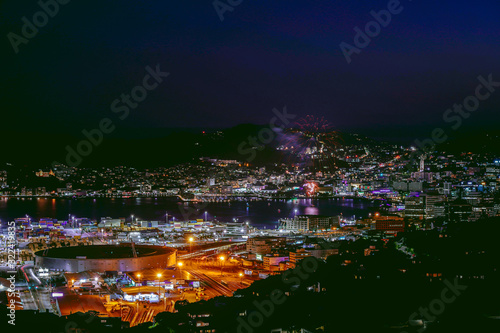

0,197,377,228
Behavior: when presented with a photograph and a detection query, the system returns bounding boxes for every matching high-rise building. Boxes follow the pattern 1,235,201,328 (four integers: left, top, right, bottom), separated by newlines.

279,215,338,231
424,193,446,219
289,248,312,263
246,237,286,255
420,155,426,172
448,199,472,223
374,215,405,235
405,195,426,219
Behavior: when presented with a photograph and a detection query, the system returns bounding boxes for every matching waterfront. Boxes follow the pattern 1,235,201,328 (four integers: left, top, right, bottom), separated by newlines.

0,197,378,228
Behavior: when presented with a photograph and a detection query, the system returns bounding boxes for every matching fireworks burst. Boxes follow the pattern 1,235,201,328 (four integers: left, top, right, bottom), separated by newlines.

303,181,319,196
278,115,341,173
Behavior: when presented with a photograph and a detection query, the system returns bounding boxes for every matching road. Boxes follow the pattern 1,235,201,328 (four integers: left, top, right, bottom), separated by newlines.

128,300,169,327
177,241,246,260
19,290,37,310
186,265,256,296
18,287,53,312
187,269,234,297
14,260,258,328
127,265,255,326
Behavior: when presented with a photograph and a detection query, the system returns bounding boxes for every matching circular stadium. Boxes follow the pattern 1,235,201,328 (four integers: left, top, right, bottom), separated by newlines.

34,244,177,273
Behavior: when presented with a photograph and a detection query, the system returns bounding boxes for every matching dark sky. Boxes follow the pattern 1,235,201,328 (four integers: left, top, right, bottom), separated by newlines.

2,0,500,137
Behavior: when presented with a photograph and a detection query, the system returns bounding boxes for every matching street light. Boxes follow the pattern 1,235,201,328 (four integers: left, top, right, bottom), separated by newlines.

219,256,225,276
189,237,194,253
119,299,123,319
157,273,162,302
239,272,243,284
137,274,141,296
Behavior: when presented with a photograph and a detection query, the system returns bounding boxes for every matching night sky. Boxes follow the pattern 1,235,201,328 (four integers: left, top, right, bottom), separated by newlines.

2,0,500,137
